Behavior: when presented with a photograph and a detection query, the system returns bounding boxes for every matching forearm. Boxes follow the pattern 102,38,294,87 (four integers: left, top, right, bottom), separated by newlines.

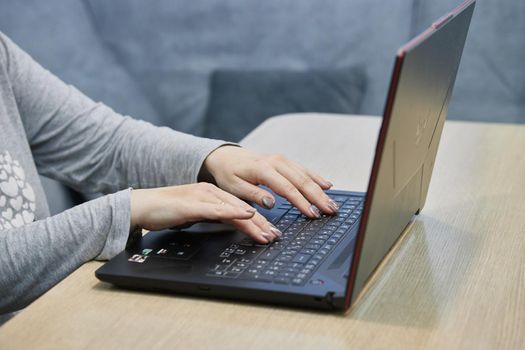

0,189,131,314
32,99,230,193
96,109,231,190
1,31,230,193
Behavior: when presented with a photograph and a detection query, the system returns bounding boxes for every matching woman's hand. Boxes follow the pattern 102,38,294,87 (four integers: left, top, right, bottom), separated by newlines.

200,146,339,218
130,183,281,244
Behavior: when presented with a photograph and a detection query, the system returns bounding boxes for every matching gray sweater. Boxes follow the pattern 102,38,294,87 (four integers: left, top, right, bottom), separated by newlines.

0,32,226,318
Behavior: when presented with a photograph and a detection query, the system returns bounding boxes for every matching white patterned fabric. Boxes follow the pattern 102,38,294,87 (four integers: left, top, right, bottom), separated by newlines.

0,151,36,229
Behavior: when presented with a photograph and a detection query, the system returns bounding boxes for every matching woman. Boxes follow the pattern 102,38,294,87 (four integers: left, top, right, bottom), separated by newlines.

0,32,338,321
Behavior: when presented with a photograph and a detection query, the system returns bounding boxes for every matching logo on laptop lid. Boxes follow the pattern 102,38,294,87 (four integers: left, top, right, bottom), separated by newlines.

415,110,430,146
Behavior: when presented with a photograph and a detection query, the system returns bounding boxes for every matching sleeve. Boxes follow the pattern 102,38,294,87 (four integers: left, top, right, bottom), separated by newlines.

0,32,230,194
0,33,231,314
0,189,131,314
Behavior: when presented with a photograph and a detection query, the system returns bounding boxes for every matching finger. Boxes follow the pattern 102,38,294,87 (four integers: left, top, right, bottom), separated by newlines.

229,218,275,244
275,162,338,215
226,178,277,210
194,183,257,215
249,211,282,240
218,190,282,240
198,202,255,222
293,162,333,190
256,169,321,219
211,186,258,214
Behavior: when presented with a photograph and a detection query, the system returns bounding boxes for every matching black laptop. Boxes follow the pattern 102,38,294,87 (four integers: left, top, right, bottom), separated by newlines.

96,0,475,311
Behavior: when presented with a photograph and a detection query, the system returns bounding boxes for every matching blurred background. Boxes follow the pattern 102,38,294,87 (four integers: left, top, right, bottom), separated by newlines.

0,0,523,213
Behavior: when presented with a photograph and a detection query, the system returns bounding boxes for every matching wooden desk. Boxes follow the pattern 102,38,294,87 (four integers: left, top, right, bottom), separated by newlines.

1,114,524,349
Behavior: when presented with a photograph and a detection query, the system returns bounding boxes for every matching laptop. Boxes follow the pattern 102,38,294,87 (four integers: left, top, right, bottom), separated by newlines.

96,0,475,311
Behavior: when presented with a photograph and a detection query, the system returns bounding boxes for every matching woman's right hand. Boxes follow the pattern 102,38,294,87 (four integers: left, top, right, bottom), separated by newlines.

129,183,281,244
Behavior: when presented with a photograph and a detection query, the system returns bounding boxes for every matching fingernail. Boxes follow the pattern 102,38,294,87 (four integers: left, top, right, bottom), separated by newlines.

325,181,334,188
269,226,282,237
262,196,275,209
246,207,257,213
328,199,339,212
309,205,321,218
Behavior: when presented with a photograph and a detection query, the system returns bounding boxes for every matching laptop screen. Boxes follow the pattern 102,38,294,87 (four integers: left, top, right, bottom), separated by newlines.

345,0,475,307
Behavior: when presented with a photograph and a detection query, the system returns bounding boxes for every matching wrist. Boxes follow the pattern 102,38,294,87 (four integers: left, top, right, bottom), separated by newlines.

198,145,239,183
197,160,216,184
127,188,145,248
126,224,143,248
130,188,146,229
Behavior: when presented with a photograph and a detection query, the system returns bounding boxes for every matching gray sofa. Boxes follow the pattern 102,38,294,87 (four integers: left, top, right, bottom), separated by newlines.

1,0,523,214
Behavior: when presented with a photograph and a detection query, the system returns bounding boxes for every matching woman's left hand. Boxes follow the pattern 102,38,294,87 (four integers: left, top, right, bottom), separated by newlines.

200,146,339,219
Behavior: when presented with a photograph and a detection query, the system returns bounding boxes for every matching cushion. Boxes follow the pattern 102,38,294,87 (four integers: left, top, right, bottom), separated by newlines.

203,66,366,141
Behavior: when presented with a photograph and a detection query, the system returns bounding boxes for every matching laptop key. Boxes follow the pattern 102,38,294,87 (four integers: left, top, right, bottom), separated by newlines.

208,195,362,284
283,267,300,274
333,232,345,239
292,254,311,263
327,238,339,245
305,243,321,250
223,272,240,278
292,278,305,285
318,249,329,256
276,255,293,262
274,277,291,284
259,250,280,260
244,274,272,282
238,239,255,247
229,267,243,273
207,270,225,277
278,271,295,278
309,259,321,266
210,264,226,272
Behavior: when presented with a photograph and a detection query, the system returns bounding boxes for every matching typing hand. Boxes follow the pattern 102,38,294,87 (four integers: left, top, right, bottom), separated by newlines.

199,146,339,218
130,183,281,244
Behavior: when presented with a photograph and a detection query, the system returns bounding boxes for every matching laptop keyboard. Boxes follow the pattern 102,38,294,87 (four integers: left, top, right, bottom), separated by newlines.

206,194,364,286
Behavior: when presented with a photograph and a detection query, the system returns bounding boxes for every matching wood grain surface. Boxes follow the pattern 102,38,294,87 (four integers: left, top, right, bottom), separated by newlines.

1,114,524,350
